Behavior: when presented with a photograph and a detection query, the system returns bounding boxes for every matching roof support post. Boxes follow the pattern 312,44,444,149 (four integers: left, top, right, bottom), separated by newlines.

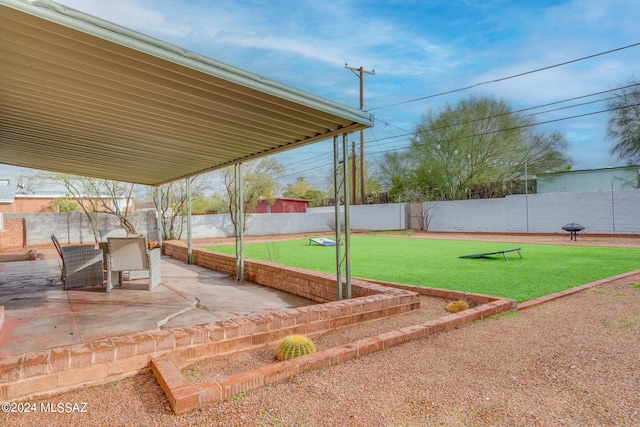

343,133,352,299
235,162,245,281
333,134,352,300
186,177,193,264
333,136,342,299
155,188,163,250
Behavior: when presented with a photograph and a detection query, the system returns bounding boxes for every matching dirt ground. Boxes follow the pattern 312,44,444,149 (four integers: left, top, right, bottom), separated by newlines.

2,231,639,426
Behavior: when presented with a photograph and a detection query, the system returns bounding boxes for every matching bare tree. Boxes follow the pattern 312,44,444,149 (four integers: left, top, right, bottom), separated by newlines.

401,187,438,231
55,174,136,243
219,158,284,235
152,175,210,240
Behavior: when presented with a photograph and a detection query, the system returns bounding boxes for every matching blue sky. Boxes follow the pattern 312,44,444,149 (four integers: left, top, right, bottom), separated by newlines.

4,0,639,189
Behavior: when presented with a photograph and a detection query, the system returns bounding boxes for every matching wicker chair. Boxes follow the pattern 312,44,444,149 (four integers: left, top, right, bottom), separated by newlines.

99,229,148,280
106,237,161,292
51,234,104,289
99,228,127,241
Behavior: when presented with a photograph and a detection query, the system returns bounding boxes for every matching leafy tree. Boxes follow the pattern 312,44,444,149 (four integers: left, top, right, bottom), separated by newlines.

207,193,230,214
54,196,79,213
190,195,217,214
380,96,572,200
376,151,415,202
282,177,327,207
220,158,284,234
324,158,383,204
608,78,640,164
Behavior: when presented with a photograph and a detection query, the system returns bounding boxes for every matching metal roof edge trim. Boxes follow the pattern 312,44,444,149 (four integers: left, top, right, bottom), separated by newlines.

152,122,366,186
2,0,373,127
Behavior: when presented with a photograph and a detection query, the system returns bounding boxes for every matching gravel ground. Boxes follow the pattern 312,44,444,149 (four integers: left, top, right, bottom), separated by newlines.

3,233,640,426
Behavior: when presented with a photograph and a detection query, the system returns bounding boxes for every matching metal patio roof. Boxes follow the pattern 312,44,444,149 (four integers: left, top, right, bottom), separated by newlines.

0,0,372,186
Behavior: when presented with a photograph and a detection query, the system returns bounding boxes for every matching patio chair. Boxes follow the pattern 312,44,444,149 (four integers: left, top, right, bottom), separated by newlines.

99,228,148,280
99,228,127,241
106,237,161,292
51,234,104,289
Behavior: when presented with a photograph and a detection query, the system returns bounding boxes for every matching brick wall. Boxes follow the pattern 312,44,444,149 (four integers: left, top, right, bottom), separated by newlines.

164,243,391,302
0,245,431,402
0,198,56,214
0,218,25,249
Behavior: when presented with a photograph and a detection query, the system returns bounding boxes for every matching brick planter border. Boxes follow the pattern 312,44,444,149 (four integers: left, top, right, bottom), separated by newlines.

0,244,426,402
152,297,515,414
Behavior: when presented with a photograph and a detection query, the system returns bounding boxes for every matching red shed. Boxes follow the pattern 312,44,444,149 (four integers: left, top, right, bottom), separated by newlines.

253,198,309,213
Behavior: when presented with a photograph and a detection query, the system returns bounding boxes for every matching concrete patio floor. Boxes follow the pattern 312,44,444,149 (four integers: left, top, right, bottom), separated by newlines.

0,257,315,356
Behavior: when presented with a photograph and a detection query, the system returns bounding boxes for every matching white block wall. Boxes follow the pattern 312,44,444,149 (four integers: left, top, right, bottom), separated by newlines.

8,189,639,246
427,189,640,234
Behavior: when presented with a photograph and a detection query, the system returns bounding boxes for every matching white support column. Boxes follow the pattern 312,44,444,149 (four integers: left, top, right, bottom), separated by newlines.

333,136,342,299
235,163,244,281
342,133,352,299
155,188,162,250
186,177,193,264
333,134,352,299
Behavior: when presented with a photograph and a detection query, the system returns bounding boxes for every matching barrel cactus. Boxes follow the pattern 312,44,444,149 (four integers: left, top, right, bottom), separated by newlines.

445,300,469,313
275,335,316,361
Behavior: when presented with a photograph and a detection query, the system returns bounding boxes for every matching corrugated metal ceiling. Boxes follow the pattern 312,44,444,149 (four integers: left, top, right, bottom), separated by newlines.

0,0,372,186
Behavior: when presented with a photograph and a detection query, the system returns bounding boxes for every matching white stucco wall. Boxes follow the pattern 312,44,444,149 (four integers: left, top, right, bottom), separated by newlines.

9,189,639,246
426,189,640,234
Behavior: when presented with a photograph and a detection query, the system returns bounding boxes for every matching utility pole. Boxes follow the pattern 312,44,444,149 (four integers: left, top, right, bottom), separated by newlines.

345,63,374,204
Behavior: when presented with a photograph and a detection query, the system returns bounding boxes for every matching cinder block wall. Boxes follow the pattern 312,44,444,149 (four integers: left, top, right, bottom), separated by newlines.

4,211,158,246
4,189,640,247
427,189,640,234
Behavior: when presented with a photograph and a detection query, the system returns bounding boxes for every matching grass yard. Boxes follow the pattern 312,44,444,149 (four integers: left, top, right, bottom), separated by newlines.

207,235,640,302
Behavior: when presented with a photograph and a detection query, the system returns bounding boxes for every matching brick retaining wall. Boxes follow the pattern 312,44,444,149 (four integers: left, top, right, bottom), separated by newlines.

164,242,387,302
0,245,423,402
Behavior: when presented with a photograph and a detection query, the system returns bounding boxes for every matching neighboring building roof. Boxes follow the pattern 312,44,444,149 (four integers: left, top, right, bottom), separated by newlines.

537,165,640,193
0,176,117,200
0,177,18,203
15,176,71,197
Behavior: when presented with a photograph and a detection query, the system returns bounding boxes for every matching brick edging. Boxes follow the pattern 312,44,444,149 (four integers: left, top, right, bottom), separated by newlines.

0,245,422,402
152,298,514,414
517,269,640,311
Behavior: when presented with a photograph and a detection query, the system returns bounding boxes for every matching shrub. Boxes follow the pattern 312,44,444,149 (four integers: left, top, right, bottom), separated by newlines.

275,335,316,361
445,300,469,313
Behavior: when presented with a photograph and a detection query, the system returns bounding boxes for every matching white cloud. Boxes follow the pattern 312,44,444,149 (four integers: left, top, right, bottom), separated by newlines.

36,0,640,174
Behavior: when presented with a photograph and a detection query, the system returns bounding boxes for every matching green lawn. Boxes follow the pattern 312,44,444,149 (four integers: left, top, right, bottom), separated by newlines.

207,235,640,302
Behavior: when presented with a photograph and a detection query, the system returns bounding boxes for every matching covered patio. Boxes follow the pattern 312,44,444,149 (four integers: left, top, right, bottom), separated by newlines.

0,0,371,284
0,255,315,357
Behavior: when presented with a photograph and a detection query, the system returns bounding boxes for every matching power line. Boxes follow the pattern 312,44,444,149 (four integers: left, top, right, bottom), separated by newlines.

369,102,640,158
368,42,640,111
366,83,639,150
277,85,640,180
277,45,640,181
